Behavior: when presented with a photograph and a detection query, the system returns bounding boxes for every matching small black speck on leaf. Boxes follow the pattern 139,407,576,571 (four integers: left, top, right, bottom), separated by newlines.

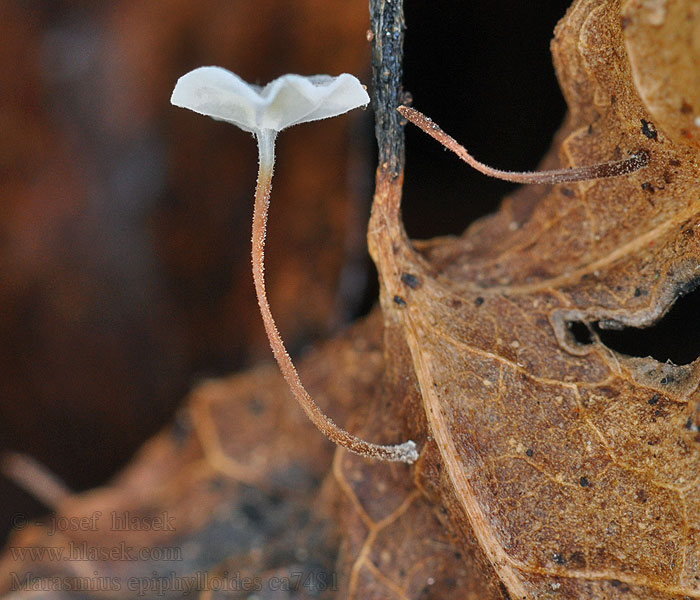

579,476,591,487
393,295,406,307
569,551,585,568
648,394,659,405
525,448,534,457
634,287,642,297
641,119,658,140
641,182,654,193
474,296,484,306
660,377,669,385
249,397,265,415
552,553,565,565
240,502,264,525
400,272,420,289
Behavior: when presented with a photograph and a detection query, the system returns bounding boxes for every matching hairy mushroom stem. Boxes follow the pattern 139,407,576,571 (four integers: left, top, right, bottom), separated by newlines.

251,129,418,464
1,452,71,509
398,105,650,184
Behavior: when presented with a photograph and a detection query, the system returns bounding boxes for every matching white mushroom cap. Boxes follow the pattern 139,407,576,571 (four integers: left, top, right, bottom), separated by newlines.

170,66,370,133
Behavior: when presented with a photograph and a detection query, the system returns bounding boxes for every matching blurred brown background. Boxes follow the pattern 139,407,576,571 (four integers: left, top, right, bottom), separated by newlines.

0,0,569,541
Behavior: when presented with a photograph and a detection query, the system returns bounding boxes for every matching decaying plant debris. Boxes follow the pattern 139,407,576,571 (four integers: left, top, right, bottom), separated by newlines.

3,0,700,598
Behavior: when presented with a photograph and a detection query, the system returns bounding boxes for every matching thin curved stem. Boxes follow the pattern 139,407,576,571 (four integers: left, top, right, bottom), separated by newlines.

2,452,71,508
251,129,418,463
398,106,649,184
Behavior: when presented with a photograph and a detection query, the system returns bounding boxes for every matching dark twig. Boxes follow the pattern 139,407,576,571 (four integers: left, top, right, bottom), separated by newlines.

370,0,406,179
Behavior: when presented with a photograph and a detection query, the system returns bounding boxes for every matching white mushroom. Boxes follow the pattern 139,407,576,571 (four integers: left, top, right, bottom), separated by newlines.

171,67,418,463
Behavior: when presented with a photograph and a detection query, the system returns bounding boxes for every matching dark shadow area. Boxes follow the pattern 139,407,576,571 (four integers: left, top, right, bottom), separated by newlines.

402,0,571,239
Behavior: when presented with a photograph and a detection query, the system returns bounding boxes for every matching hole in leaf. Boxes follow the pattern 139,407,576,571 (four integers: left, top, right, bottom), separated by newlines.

571,284,700,365
569,321,593,346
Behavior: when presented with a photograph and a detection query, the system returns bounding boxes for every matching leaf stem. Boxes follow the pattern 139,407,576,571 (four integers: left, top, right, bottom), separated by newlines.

398,105,649,184
251,130,418,463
